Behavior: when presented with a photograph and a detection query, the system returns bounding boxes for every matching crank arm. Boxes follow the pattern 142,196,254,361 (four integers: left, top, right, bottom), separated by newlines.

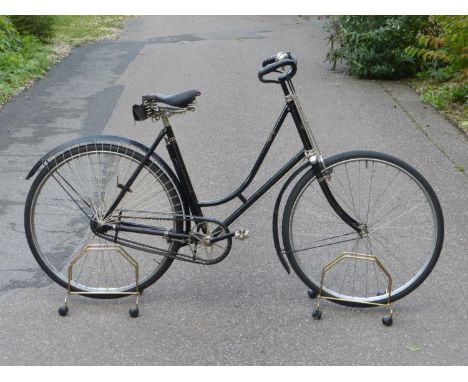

209,231,235,244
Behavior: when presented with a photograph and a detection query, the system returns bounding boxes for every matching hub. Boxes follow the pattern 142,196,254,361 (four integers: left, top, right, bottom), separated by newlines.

359,224,369,238
90,219,112,235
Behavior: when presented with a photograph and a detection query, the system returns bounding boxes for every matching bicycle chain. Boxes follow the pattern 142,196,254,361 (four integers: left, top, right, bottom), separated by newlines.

100,212,232,265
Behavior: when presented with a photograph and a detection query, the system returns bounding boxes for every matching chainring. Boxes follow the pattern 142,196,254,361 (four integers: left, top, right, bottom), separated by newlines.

188,220,232,264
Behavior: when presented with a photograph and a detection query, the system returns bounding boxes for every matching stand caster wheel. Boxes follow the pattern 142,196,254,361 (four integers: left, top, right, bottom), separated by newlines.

312,308,322,320
129,307,139,318
382,315,393,326
307,288,318,299
58,305,68,317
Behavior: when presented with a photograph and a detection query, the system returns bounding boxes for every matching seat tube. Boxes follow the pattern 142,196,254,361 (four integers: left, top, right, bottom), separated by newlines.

163,117,203,216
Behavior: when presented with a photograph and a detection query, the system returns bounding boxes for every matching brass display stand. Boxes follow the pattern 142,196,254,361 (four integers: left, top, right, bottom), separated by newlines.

58,244,141,318
312,252,394,326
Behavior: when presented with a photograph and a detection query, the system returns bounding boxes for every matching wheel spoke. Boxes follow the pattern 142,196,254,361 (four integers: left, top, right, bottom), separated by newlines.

26,144,182,294
285,153,442,305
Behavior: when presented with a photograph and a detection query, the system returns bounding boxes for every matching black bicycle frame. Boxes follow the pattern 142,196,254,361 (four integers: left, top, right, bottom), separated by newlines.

191,104,305,227
104,81,362,240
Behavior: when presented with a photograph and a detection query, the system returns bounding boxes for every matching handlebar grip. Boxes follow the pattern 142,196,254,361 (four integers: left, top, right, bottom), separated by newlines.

258,57,297,84
279,57,297,82
262,55,277,68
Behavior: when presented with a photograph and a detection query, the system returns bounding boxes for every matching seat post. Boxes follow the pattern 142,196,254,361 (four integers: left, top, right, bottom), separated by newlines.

161,115,171,128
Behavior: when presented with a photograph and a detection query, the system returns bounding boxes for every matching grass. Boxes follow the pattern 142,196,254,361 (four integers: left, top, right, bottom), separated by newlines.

52,16,130,48
454,164,465,173
0,16,131,107
408,77,468,134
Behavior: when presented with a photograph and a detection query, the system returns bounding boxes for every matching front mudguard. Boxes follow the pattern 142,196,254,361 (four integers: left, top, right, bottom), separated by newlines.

272,162,314,274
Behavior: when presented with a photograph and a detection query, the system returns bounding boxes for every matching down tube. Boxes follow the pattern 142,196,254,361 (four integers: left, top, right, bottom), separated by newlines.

222,150,305,227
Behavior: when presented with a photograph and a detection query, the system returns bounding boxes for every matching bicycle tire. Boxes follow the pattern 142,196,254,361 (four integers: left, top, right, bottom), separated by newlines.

282,150,444,307
25,143,184,297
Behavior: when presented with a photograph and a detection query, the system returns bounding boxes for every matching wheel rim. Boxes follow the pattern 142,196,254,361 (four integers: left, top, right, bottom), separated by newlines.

288,156,440,303
28,145,181,292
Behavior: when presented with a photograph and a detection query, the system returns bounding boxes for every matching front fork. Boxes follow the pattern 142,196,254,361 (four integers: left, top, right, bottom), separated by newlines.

285,83,363,235
309,155,363,234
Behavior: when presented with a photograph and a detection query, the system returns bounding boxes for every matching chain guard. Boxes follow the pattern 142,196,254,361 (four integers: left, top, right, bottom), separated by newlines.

96,211,232,265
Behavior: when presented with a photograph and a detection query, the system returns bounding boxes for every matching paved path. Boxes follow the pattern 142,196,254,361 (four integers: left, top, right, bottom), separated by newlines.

0,16,467,365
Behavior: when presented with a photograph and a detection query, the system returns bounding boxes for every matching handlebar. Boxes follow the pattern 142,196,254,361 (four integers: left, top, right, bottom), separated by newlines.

261,54,277,68
258,52,297,84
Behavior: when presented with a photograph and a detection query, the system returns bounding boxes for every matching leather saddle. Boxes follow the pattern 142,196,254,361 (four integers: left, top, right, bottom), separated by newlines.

133,89,201,121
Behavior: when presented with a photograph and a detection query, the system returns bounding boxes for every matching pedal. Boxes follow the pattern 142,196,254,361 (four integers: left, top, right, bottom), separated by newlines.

235,229,250,240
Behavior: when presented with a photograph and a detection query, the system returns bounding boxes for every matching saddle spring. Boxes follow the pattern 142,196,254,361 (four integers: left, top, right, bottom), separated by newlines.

143,99,161,121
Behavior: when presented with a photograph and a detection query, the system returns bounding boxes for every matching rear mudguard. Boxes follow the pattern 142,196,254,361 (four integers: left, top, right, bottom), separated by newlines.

272,162,314,274
27,134,171,180
26,134,191,229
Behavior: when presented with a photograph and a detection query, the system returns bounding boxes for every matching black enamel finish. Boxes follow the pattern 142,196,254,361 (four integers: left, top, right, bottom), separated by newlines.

198,105,290,208
27,53,364,266
95,74,362,243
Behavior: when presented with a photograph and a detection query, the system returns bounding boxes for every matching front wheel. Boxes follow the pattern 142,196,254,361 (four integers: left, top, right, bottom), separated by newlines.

282,151,444,307
25,143,184,296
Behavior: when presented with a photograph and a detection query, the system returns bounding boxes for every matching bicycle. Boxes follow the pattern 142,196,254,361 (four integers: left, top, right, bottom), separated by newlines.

24,52,444,321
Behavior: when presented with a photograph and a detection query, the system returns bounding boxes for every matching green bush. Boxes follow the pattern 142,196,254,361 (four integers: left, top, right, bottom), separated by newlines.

0,34,51,104
0,35,50,81
9,16,56,42
419,66,456,82
406,15,467,119
325,16,429,79
0,16,22,52
406,16,467,79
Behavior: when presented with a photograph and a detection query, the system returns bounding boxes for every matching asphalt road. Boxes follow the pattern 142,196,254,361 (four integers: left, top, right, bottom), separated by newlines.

0,16,467,365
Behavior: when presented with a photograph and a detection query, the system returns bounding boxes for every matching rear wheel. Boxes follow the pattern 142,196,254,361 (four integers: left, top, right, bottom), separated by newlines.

25,143,184,296
282,151,444,307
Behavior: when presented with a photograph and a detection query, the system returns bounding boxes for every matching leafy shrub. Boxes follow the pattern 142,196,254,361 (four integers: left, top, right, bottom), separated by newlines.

405,16,468,78
419,66,456,82
0,16,22,52
325,16,429,79
0,34,51,102
9,16,56,42
406,15,467,121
